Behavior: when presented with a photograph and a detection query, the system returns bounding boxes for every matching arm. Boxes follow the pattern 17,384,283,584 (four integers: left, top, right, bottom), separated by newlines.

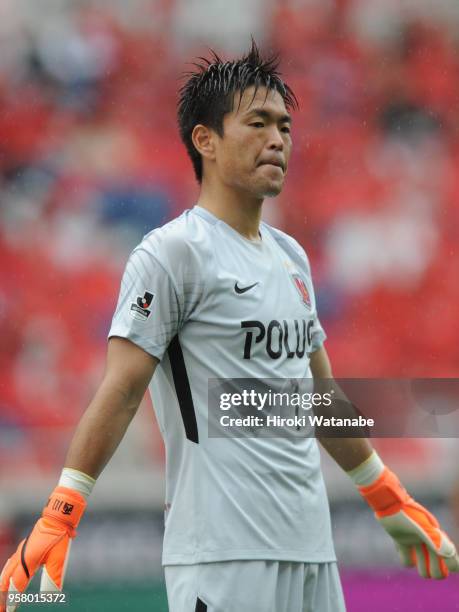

0,338,158,607
310,345,459,579
64,337,158,478
309,346,373,471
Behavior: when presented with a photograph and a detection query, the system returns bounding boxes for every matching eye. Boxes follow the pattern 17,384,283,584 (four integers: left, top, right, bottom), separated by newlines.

281,126,291,134
250,122,265,128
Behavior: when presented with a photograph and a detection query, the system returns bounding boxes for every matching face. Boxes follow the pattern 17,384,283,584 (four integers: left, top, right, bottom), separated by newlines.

211,86,293,198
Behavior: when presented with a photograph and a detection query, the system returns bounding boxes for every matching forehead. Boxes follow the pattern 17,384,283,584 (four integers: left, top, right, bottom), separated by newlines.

231,86,288,117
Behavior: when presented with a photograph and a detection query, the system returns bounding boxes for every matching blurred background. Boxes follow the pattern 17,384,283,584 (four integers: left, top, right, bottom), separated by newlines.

1,0,459,609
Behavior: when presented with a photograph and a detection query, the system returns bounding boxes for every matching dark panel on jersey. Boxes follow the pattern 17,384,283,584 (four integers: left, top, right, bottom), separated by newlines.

195,598,207,612
167,334,199,443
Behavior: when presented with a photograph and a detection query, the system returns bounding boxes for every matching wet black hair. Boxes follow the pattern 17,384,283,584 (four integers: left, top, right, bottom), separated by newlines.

177,39,297,183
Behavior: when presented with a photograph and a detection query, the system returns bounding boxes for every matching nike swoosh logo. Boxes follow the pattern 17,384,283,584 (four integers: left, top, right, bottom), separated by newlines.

234,282,259,294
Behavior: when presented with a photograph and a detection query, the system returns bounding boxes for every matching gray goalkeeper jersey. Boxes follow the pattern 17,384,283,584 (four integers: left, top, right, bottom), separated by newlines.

109,205,336,565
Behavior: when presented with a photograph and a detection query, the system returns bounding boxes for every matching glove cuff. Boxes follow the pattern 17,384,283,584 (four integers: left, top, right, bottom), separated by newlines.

58,467,95,499
347,450,384,486
359,467,411,517
42,486,87,532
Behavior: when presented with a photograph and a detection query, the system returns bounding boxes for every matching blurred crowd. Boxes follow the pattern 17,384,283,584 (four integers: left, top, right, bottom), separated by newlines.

1,0,459,471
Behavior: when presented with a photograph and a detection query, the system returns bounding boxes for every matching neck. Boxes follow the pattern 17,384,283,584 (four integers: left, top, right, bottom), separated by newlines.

197,177,263,241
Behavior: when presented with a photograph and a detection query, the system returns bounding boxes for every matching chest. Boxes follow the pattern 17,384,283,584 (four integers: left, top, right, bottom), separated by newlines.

191,240,318,360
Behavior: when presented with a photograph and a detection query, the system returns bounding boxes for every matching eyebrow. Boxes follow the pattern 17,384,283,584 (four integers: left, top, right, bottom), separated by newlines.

244,108,292,124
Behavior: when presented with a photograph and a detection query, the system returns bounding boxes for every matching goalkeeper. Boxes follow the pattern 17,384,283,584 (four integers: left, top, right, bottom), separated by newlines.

2,42,458,612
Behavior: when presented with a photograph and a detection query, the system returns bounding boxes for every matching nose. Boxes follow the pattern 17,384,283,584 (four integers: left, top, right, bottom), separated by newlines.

267,126,284,151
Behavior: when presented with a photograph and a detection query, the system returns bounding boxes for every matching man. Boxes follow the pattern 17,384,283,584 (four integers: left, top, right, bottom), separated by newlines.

1,42,458,612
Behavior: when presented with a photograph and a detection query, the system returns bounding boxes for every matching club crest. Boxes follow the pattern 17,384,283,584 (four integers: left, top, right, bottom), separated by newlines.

292,274,311,309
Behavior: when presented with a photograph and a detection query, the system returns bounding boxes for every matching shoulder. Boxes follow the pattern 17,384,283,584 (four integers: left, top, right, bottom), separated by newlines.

262,223,312,273
134,208,212,273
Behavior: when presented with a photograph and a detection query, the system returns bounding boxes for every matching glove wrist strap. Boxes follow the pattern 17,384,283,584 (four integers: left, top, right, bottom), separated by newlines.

42,486,87,530
359,467,411,516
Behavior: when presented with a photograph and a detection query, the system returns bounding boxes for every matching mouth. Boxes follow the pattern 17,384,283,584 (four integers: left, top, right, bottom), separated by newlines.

258,160,285,173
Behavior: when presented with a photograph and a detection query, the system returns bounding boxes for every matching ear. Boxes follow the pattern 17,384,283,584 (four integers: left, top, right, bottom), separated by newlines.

191,124,216,162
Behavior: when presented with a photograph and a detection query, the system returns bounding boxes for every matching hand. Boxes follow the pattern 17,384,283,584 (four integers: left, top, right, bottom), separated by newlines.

0,487,86,612
359,467,459,579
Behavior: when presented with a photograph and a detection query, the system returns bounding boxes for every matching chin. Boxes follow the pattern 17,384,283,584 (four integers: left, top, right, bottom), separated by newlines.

260,181,284,198
243,177,284,199
264,187,283,197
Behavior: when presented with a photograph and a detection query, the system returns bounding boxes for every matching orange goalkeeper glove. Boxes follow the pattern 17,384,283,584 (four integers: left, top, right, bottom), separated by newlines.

0,486,86,612
359,467,459,579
